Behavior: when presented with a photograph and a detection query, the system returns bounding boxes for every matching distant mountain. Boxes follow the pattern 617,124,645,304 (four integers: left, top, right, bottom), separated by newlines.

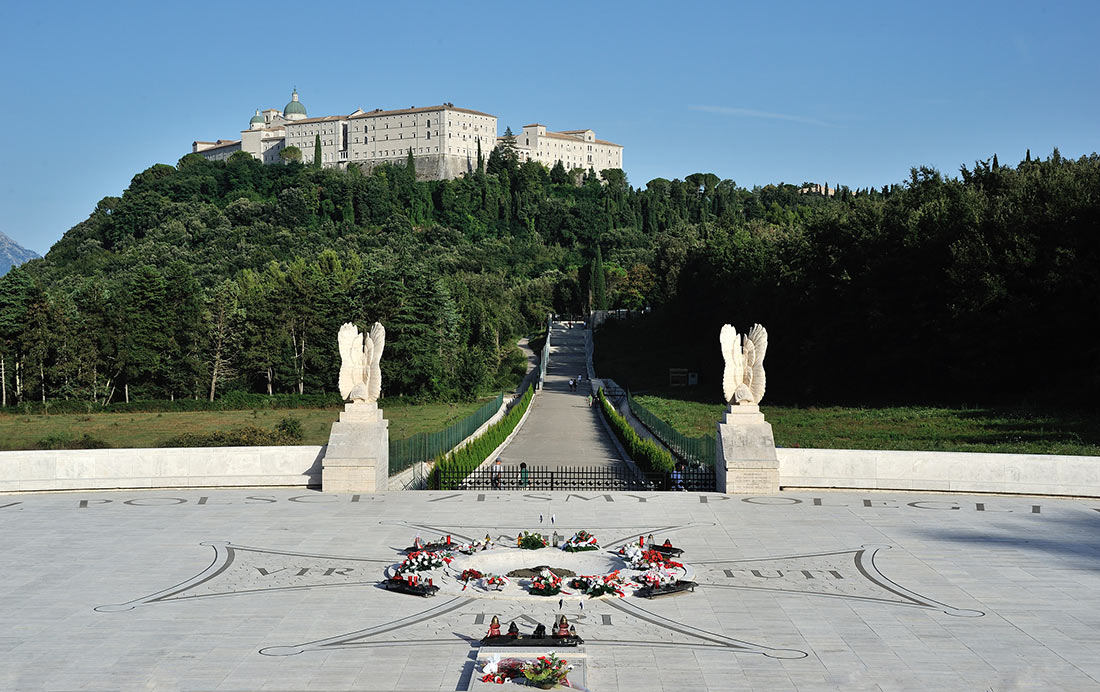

0,230,40,275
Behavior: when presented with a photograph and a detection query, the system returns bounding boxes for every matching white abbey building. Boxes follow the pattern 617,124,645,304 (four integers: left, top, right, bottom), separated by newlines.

192,90,622,181
508,124,623,173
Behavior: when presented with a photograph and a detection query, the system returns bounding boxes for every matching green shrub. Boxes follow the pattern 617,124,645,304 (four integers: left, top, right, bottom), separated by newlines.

275,417,304,441
4,392,345,416
158,422,304,447
35,434,112,450
597,387,675,472
429,386,534,489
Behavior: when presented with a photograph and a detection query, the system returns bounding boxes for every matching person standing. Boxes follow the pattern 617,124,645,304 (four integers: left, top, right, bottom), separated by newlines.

491,458,503,489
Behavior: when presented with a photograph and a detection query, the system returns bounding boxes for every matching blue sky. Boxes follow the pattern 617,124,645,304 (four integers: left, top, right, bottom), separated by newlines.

2,0,1097,255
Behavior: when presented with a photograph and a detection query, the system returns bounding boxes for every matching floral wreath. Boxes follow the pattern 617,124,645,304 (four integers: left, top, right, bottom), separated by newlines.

561,529,600,552
396,550,453,575
528,569,564,596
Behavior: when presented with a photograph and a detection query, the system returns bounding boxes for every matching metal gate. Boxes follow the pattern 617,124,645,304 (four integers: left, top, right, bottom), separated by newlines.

435,465,715,492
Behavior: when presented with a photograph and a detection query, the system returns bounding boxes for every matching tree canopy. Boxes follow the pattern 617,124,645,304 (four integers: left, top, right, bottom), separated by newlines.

2,148,1098,408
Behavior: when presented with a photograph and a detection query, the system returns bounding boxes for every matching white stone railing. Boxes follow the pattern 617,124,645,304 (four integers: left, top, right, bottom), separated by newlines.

0,446,324,493
777,448,1100,498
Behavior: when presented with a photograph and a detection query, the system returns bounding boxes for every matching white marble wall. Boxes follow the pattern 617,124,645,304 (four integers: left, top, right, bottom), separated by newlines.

778,448,1100,497
0,446,324,493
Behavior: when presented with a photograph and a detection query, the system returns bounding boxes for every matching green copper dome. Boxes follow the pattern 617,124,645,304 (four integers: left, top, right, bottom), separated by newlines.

284,89,307,116
249,110,265,125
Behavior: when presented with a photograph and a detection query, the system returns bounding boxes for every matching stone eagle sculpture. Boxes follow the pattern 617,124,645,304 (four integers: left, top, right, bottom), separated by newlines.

720,323,768,405
337,322,385,403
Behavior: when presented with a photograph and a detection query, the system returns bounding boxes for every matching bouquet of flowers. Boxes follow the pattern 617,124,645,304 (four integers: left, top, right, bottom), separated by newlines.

455,534,495,554
518,531,549,550
561,529,600,552
460,568,483,581
569,571,625,598
483,573,509,590
479,654,524,684
528,569,564,596
620,544,681,570
396,550,452,574
636,565,678,588
522,653,572,688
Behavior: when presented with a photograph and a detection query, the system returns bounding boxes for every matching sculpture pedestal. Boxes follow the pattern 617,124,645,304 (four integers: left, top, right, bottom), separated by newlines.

716,405,779,494
322,402,389,492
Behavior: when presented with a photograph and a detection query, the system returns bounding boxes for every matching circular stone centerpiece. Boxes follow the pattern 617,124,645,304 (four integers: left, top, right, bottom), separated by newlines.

430,547,629,601
455,547,623,580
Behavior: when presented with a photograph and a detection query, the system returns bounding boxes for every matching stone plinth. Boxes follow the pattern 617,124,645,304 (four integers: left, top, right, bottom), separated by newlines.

322,402,389,492
716,404,779,494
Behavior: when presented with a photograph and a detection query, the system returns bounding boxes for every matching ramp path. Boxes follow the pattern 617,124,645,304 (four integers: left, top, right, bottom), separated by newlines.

498,321,622,469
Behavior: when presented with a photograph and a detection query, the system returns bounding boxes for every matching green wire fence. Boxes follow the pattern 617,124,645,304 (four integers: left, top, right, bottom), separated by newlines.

626,390,717,468
388,392,505,475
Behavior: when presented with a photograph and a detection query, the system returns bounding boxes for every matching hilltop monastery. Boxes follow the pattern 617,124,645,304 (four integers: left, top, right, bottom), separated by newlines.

192,90,623,181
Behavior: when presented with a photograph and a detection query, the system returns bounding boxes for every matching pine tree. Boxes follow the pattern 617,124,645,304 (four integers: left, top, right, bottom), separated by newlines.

550,160,568,185
313,135,322,169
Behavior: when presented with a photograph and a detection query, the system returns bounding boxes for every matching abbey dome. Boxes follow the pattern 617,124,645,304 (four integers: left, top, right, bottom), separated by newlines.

283,89,307,121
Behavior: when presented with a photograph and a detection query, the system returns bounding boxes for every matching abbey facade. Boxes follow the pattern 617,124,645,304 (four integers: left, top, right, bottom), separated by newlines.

191,90,623,181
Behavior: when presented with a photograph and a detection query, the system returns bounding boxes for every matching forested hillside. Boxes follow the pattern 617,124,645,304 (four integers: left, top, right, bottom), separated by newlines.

1,144,1097,408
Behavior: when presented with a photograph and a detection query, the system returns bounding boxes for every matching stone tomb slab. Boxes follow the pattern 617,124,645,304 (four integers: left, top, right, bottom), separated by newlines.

1,488,1099,690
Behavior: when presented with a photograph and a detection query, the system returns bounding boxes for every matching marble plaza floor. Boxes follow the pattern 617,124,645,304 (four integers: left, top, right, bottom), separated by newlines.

2,488,1099,691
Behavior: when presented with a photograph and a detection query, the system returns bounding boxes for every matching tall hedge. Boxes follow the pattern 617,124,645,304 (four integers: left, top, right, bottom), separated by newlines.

597,387,675,472
429,385,534,489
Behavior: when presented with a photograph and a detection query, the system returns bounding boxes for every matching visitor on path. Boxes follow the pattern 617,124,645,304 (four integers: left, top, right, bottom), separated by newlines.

586,394,594,408
491,458,503,489
670,463,685,491
568,378,575,391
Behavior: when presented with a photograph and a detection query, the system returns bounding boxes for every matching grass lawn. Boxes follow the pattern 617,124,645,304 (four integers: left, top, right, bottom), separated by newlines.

633,394,1100,456
0,398,493,450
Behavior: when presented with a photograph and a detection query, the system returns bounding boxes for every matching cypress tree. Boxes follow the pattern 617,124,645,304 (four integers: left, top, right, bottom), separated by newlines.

592,246,608,311
313,135,322,169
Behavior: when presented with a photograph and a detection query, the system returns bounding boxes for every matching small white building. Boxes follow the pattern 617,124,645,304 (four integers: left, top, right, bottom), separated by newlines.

507,124,623,174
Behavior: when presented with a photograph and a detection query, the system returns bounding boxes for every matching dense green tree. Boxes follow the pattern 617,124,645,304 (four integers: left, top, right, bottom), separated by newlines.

280,146,302,163
591,245,608,311
313,135,322,169
6,143,1098,409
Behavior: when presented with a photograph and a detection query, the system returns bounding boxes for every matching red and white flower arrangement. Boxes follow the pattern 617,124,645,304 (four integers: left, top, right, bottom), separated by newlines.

483,573,508,590
569,570,625,598
528,568,564,596
522,652,573,687
636,564,678,588
396,550,452,575
620,544,682,571
479,652,572,687
561,529,600,552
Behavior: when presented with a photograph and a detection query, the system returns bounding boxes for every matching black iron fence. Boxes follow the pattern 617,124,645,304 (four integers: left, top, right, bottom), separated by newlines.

626,391,717,468
436,465,715,492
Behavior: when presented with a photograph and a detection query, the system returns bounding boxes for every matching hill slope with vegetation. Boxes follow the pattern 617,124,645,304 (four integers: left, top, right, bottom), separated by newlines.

1,143,1097,409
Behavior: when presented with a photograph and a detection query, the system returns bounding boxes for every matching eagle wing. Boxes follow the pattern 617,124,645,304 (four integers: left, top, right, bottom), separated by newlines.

367,322,386,403
719,324,742,404
337,322,361,400
747,324,768,404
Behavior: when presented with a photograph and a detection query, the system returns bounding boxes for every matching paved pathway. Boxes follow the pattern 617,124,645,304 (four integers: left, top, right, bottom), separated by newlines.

498,321,622,469
3,488,1099,691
